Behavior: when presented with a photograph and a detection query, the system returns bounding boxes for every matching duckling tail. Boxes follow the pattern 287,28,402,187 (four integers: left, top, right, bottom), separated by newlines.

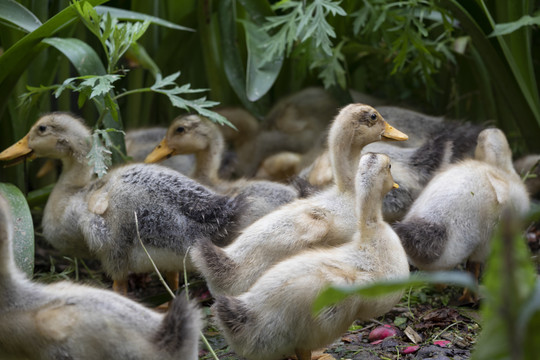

213,295,250,335
393,218,447,266
154,293,202,357
191,237,239,295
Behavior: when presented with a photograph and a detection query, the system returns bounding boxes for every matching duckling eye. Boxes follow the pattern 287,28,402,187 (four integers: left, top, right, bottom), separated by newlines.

388,164,391,169
175,126,185,133
38,125,47,133
370,113,377,121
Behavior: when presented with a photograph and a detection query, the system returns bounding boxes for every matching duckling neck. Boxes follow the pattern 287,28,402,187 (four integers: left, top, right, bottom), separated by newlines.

356,191,384,233
331,148,362,193
328,125,367,193
192,137,224,186
58,156,94,189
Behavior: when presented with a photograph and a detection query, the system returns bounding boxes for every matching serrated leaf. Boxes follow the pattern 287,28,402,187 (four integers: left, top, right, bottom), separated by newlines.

86,132,112,178
95,5,195,32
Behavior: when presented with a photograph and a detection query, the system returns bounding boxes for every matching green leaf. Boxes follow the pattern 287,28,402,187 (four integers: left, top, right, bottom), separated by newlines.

241,20,283,101
0,182,34,277
95,5,195,32
313,271,476,313
490,14,540,37
472,212,537,360
0,0,42,32
0,0,109,118
86,131,112,178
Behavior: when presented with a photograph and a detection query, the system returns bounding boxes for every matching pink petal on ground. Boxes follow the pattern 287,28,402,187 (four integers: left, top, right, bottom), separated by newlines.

400,345,420,354
434,340,451,347
368,325,398,342
370,340,383,345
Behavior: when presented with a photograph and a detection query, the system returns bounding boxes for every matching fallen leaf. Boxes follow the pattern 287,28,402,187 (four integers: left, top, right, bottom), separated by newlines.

404,325,422,344
341,333,361,343
393,316,408,327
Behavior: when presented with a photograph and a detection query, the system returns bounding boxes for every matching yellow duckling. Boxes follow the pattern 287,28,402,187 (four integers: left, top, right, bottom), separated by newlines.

0,193,202,360
191,103,408,297
0,112,252,293
212,153,409,360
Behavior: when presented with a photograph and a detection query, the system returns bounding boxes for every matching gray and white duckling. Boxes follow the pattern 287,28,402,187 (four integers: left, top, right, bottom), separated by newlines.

144,114,302,227
125,126,195,174
0,194,202,360
0,113,251,293
191,104,408,297
212,153,409,360
394,128,530,300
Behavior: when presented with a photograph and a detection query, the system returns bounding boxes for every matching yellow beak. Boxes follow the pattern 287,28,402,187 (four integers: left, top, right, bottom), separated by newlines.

393,182,399,189
0,134,35,165
382,122,408,141
144,138,176,163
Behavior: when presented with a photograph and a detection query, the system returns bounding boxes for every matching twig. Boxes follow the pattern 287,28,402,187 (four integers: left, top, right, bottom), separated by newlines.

134,212,219,360
432,321,463,341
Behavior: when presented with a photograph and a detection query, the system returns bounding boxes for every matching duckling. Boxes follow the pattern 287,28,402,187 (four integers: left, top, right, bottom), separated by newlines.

254,151,303,182
191,103,408,296
0,193,202,360
0,112,251,293
300,122,484,221
125,127,195,174
212,153,409,360
144,114,301,226
233,87,342,177
393,128,530,298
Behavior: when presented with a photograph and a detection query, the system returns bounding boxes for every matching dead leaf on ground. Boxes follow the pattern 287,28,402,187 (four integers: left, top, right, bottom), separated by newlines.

404,325,422,344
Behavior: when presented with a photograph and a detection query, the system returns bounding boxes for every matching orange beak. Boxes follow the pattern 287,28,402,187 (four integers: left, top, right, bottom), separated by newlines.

382,122,408,141
0,134,35,166
144,138,176,163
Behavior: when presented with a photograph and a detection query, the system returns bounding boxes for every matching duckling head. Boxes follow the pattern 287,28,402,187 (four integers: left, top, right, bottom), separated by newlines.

145,114,220,163
474,128,514,173
0,112,91,164
357,152,399,197
329,104,408,153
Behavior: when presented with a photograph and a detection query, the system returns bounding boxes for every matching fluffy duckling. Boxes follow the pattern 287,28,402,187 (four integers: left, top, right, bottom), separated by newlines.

300,122,483,222
191,103,408,296
144,114,301,225
0,194,202,360
125,127,195,174
212,153,409,360
394,128,530,296
0,112,251,293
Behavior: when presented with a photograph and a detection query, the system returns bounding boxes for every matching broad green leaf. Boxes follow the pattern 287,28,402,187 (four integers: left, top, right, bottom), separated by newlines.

313,271,476,313
241,20,283,101
0,0,42,32
26,183,54,208
126,42,160,77
95,5,194,32
0,182,34,277
217,0,267,119
0,0,109,119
